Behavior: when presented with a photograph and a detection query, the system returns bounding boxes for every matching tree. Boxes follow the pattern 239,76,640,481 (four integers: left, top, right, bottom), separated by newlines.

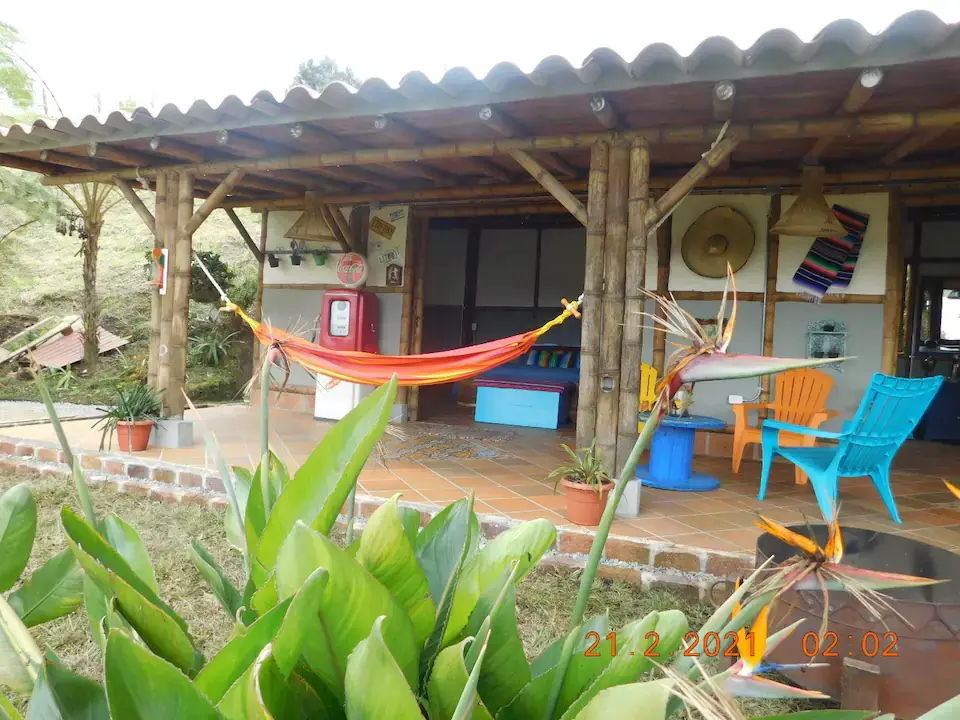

0,169,59,244
0,21,33,109
290,56,361,92
58,184,122,370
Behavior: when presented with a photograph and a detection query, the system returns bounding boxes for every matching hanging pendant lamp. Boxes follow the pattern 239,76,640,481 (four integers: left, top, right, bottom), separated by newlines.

284,191,337,243
772,166,846,238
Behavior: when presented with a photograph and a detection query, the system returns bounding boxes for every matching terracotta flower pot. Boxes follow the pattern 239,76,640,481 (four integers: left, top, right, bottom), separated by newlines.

116,420,154,452
561,477,614,526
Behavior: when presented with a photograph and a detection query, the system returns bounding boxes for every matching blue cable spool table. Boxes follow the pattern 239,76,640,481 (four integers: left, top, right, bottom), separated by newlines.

636,412,727,491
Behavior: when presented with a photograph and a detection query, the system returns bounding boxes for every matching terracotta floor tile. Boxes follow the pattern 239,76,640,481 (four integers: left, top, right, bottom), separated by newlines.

607,521,662,540
504,509,567,524
458,485,520,501
534,494,570,511
628,517,699,537
447,476,498,488
510,483,555,498
677,514,740,532
902,526,960,545
486,473,537,487
484,497,543,514
712,528,763,552
419,488,471,503
659,531,733,551
358,478,411,491
404,478,456,491
901,508,960,527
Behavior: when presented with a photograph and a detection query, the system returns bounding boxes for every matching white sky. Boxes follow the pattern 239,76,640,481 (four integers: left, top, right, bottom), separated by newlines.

4,0,960,121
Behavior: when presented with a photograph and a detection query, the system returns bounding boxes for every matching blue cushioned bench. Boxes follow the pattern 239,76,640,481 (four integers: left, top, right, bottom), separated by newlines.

474,378,576,430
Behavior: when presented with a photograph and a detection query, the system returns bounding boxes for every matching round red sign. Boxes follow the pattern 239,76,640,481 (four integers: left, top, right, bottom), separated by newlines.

336,253,368,288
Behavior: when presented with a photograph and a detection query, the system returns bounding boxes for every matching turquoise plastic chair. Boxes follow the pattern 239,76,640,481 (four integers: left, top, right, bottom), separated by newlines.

759,373,944,523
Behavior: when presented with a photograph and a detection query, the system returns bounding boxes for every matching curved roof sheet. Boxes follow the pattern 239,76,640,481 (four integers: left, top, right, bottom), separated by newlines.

1,10,958,152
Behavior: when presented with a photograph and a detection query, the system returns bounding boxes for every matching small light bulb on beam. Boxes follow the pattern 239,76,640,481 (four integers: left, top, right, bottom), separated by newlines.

714,81,736,101
290,123,304,139
87,142,98,157
216,129,230,145
589,96,607,113
478,106,493,122
373,115,388,131
859,68,884,89
149,137,161,151
39,150,49,162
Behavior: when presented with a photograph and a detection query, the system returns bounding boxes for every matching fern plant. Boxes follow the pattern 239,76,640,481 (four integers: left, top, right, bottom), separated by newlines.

189,331,239,366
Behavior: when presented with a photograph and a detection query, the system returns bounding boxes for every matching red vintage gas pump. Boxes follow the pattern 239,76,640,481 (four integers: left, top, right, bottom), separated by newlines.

314,286,380,420
318,289,379,353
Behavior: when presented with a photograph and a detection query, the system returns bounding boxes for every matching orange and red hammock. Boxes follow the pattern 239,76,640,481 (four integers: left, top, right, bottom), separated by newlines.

224,297,582,387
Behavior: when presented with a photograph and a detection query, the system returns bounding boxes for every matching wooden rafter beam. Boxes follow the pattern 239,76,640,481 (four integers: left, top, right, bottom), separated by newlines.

803,67,885,165
34,104,960,187
147,136,207,163
374,114,512,183
86,142,155,166
37,150,104,171
509,149,587,226
184,169,246,235
882,128,948,165
0,153,61,174
224,207,265,262
317,204,351,252
479,105,578,177
115,178,156,235
589,95,620,130
215,129,272,158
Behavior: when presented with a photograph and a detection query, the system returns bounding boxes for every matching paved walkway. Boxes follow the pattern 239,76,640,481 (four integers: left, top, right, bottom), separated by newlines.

0,400,101,428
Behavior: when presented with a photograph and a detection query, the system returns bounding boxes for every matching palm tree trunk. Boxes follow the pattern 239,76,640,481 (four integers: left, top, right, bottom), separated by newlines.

82,222,102,370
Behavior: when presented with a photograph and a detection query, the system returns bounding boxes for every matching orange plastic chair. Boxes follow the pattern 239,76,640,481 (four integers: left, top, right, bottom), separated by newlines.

732,368,837,485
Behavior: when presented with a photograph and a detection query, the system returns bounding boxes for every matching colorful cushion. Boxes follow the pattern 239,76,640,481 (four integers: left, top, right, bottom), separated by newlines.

538,352,550,367
548,352,561,368
525,350,540,366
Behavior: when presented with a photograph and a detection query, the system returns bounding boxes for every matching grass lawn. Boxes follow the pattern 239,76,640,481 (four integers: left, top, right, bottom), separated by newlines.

1,470,822,715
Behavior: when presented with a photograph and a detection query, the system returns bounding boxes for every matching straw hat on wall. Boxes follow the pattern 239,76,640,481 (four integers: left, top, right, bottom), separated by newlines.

680,206,755,278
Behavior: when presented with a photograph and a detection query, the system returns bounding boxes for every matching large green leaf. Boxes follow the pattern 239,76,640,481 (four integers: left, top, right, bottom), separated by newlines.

225,467,253,553
461,571,529,715
252,377,398,586
189,541,242,619
62,508,200,675
0,593,42,693
415,499,477,604
243,453,287,567
0,695,21,720
8,550,83,628
445,519,556,643
397,507,421,545
917,696,960,720
100,513,158,594
357,494,435,645
271,569,328,677
103,631,221,720
0,485,37,592
194,600,292,705
568,678,674,719
496,614,609,720
218,644,326,720
83,577,109,652
344,617,422,720
26,659,108,720
418,498,475,693
560,611,688,720
274,521,418,699
428,639,493,720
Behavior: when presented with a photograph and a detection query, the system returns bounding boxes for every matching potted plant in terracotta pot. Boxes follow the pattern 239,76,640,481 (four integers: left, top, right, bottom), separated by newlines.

95,384,162,452
547,441,614,526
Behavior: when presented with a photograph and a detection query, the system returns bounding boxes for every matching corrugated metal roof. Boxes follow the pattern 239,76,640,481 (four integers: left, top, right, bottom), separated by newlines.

1,10,958,154
31,327,129,369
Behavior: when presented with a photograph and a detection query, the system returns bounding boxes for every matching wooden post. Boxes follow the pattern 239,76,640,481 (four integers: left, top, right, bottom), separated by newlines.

157,172,178,412
318,204,351,253
408,219,428,421
651,217,673,376
398,212,419,407
167,171,195,417
183,169,245,236
760,194,782,406
330,205,357,250
576,141,609,451
224,207,265,263
616,138,651,470
596,141,630,470
882,189,904,375
508,149,588,226
147,174,166,390
256,209,268,322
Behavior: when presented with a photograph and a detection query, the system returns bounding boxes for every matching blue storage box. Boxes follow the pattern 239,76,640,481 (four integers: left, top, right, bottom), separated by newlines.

474,381,573,430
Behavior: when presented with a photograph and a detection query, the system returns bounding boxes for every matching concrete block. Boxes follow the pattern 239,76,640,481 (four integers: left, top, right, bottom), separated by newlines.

150,419,194,449
615,478,641,518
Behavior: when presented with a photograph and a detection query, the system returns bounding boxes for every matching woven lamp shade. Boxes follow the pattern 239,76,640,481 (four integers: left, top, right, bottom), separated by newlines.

772,166,846,238
284,191,337,243
680,206,755,278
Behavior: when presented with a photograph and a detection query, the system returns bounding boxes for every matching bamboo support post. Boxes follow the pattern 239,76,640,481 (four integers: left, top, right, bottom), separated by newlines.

157,172,178,411
224,207,265,263
882,189,904,375
645,134,741,229
508,149,588,226
902,262,915,357
398,214,420,407
616,138,651,471
330,205,356,250
760,194,781,406
596,141,630,470
115,178,156,235
651,218,672,376
255,209,268,322
167,171,195,417
183,169,245,236
576,141,609,451
147,174,166,390
408,222,428,421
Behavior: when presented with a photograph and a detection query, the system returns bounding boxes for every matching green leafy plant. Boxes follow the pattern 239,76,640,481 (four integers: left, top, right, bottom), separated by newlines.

1,367,952,718
191,250,235,304
93,383,162,449
190,331,239,367
50,366,78,391
546,441,611,495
